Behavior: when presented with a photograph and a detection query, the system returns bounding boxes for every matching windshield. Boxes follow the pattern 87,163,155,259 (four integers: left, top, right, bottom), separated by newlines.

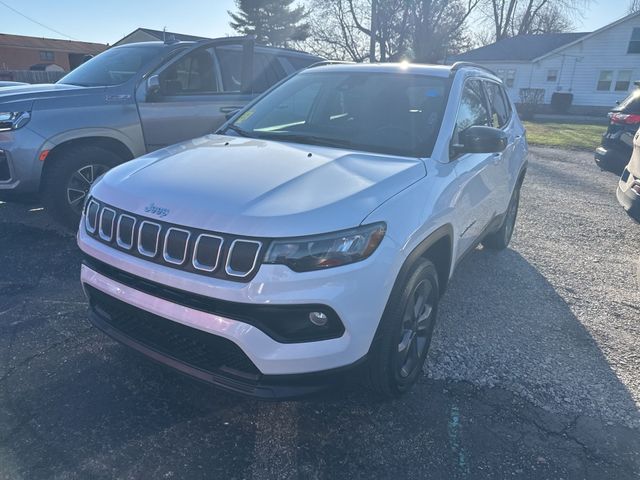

225,71,448,157
58,45,164,87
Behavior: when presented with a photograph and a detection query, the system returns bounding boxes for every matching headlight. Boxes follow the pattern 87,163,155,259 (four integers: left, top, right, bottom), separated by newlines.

0,111,31,131
263,222,386,272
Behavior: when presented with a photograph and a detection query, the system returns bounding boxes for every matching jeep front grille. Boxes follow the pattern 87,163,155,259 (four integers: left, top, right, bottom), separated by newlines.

85,199,266,282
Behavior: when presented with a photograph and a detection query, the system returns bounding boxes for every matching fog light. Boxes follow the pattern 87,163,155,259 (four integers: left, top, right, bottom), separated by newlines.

309,311,328,326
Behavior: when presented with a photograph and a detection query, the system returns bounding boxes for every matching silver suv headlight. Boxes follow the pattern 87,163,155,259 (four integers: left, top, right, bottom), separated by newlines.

263,222,386,272
0,111,31,131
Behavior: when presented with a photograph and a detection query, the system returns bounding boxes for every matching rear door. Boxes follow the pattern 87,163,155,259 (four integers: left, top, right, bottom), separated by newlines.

483,79,517,214
137,40,254,151
451,78,501,256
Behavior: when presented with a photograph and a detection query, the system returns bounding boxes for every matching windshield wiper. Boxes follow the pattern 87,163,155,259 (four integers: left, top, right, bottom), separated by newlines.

256,132,354,149
225,124,253,138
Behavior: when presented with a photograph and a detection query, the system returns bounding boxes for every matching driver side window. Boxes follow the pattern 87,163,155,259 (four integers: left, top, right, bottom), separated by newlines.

452,79,490,156
159,48,220,95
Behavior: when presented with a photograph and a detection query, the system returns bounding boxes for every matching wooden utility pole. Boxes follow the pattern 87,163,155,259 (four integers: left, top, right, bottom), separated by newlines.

369,0,377,62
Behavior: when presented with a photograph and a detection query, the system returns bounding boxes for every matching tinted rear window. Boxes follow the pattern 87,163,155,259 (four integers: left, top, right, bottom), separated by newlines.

616,88,640,114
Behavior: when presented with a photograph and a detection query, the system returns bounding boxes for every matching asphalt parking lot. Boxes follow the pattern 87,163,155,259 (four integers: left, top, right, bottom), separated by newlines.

1,146,639,479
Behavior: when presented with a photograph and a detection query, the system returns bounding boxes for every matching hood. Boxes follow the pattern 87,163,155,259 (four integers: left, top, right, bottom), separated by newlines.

92,135,427,238
0,83,95,108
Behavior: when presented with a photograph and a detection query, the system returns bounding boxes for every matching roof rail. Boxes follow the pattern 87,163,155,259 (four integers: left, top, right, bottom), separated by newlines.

449,62,497,76
306,60,355,69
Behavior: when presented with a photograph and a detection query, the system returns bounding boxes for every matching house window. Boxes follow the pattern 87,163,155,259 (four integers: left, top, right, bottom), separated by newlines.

39,51,54,61
547,69,558,82
597,70,614,91
628,28,640,54
615,70,633,91
496,69,516,88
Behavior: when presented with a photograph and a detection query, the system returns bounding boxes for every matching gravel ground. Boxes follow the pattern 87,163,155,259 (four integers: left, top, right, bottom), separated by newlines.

429,146,640,430
0,146,639,479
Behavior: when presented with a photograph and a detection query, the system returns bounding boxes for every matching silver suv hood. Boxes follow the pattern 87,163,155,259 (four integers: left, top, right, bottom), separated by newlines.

91,135,426,238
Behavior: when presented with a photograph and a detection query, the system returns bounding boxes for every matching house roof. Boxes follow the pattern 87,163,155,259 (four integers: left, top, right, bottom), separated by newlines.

0,33,106,54
117,28,210,45
451,33,588,62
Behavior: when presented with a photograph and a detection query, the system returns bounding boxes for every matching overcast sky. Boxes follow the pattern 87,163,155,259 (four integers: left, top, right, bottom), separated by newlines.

0,0,632,45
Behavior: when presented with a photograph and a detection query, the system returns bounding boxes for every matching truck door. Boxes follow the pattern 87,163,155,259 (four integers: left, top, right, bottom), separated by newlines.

137,39,254,151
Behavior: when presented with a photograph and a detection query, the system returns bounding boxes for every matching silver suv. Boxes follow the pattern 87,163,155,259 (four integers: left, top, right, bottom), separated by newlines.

0,37,321,227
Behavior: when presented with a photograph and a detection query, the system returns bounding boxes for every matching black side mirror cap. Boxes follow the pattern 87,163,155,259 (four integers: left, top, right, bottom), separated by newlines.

454,126,508,155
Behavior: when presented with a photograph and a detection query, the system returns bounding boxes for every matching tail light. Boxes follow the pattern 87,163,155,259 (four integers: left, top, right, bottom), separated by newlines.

609,112,640,125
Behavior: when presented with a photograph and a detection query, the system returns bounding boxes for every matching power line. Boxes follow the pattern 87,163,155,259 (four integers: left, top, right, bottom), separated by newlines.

0,0,79,41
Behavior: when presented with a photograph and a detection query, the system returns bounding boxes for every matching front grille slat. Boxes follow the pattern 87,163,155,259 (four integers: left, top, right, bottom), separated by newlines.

163,228,191,265
138,221,161,258
99,208,116,241
85,199,265,283
226,240,262,278
116,214,136,249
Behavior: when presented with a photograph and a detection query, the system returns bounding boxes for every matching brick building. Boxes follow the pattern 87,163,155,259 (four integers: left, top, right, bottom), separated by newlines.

0,33,106,73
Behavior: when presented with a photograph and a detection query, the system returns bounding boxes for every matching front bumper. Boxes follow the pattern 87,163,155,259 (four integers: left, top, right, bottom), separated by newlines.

0,127,47,195
78,221,400,388
85,277,363,398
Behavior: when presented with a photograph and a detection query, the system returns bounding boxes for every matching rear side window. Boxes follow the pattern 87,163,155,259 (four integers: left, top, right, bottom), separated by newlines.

455,79,490,133
216,46,243,92
617,89,640,114
484,81,511,128
159,47,219,95
252,53,286,93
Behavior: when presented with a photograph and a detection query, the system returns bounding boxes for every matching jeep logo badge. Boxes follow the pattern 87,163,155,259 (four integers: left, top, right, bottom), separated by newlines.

144,203,169,218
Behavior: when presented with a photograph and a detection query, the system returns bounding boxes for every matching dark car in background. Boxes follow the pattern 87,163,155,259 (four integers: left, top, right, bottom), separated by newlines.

595,81,640,172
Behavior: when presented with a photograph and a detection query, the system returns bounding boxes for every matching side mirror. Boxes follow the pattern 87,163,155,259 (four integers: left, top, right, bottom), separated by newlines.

224,109,241,121
453,126,508,155
146,75,161,100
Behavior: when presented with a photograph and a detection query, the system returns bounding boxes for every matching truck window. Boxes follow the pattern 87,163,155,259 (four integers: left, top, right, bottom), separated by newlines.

252,53,286,93
216,46,243,92
159,48,219,95
58,45,164,87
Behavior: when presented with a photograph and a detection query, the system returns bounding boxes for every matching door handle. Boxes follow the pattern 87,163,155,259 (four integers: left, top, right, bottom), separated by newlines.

220,106,243,113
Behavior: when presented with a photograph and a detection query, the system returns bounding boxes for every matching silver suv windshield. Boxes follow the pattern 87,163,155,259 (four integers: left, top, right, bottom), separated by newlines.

225,70,448,157
58,45,164,87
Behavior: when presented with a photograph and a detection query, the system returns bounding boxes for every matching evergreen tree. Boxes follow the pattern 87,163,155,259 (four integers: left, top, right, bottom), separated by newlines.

229,0,310,47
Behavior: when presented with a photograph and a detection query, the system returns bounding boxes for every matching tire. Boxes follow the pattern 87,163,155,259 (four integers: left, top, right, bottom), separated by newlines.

364,258,440,397
482,182,521,250
41,146,122,230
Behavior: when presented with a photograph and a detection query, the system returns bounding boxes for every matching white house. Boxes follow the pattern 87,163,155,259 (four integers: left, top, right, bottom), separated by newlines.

450,12,640,113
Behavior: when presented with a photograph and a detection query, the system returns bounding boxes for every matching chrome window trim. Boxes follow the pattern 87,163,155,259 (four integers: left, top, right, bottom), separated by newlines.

85,199,100,234
137,221,161,258
225,239,262,278
162,227,191,265
116,214,137,250
98,207,116,242
192,234,224,272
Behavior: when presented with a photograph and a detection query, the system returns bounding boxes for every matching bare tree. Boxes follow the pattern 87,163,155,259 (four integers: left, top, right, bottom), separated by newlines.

303,0,478,63
630,0,640,13
412,0,479,62
482,0,591,41
302,0,369,61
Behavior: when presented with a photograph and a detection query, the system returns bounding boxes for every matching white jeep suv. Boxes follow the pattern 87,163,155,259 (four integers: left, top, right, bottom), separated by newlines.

78,62,527,398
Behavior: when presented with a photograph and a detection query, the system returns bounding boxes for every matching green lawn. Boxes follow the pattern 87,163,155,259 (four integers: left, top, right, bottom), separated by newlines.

523,121,606,151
